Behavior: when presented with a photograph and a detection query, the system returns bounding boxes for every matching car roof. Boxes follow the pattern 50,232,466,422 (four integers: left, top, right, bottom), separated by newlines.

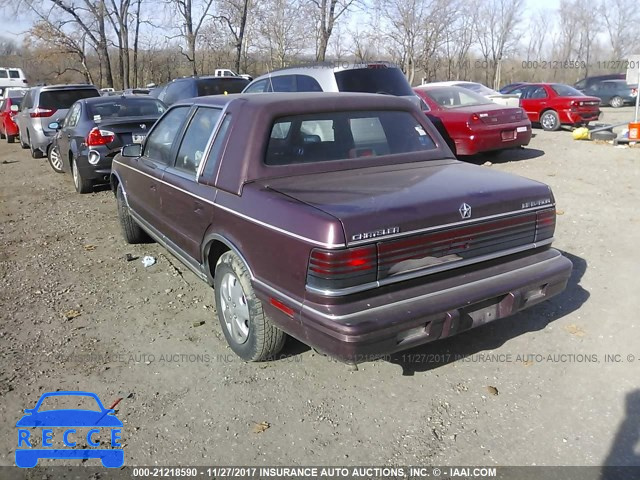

173,91,419,111
34,84,99,91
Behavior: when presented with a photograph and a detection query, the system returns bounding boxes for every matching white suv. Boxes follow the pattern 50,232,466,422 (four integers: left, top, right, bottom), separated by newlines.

0,67,28,92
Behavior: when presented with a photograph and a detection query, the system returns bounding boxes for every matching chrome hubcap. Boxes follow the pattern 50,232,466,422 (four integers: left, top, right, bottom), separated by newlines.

612,97,622,107
220,272,250,344
50,148,62,170
542,114,555,129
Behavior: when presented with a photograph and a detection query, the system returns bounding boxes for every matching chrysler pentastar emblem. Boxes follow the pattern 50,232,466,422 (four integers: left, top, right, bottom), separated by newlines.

459,203,472,219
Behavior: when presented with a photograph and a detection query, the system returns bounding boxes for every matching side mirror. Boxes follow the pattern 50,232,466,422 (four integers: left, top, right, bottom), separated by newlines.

121,143,142,157
48,121,61,130
10,105,19,113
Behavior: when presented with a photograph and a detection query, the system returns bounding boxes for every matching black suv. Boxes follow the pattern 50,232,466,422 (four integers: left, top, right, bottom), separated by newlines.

156,76,249,105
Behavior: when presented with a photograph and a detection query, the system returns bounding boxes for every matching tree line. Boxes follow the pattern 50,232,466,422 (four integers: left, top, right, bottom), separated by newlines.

1,0,639,89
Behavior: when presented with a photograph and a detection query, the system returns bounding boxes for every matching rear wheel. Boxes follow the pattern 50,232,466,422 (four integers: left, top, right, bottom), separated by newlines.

71,156,93,193
19,129,29,149
28,132,44,158
48,145,64,173
7,134,15,144
540,110,560,131
116,183,148,243
214,251,286,361
609,96,624,108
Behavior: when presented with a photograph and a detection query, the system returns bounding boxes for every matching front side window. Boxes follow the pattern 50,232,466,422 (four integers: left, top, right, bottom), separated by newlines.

174,107,222,174
265,110,435,165
196,78,248,96
143,106,190,165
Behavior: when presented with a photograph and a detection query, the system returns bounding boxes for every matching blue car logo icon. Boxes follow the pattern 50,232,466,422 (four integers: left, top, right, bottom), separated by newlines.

15,391,123,468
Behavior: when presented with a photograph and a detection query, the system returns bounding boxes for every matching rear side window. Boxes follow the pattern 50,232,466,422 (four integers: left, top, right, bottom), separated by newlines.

9,70,20,78
162,81,193,105
265,110,435,165
334,67,414,96
196,78,249,96
174,107,222,175
39,89,99,109
296,75,322,92
271,75,296,92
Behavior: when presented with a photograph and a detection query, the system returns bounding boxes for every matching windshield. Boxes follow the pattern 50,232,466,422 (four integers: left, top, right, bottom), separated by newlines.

456,82,499,96
87,98,166,118
423,87,493,108
551,84,585,97
334,67,414,96
265,110,435,165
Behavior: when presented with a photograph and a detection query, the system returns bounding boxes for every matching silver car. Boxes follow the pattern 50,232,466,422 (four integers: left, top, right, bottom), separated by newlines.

15,84,100,158
242,61,420,107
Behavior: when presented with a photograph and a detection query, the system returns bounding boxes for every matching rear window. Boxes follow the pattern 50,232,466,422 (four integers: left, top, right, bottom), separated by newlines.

424,87,492,108
39,89,100,109
551,84,584,97
457,83,498,96
196,78,249,96
265,110,435,165
334,67,414,96
9,97,22,107
87,98,166,118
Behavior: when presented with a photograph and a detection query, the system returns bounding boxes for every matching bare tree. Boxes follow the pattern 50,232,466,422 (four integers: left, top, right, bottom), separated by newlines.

256,0,306,69
214,0,253,73
310,0,358,61
106,0,132,89
167,0,216,75
475,0,523,89
601,0,640,59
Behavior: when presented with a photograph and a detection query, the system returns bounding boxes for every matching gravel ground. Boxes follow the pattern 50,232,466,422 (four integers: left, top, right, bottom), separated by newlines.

0,107,639,470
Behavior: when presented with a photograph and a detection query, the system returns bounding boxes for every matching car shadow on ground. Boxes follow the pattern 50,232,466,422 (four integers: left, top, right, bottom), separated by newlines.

385,251,589,376
600,389,640,478
462,147,545,165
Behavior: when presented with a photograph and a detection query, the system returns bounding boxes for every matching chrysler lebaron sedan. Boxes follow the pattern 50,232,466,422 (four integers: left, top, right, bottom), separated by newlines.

111,93,572,363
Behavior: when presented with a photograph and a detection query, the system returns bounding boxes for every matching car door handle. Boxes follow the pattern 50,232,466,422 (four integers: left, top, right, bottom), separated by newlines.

150,184,156,192
194,201,204,213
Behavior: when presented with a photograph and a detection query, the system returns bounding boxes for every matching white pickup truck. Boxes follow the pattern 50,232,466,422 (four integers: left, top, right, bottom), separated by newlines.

213,68,253,81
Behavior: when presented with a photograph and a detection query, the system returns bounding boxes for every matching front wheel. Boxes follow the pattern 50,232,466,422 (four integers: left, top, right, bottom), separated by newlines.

609,96,624,108
7,134,16,144
48,145,64,173
71,156,93,193
214,251,286,361
116,183,148,244
540,110,560,131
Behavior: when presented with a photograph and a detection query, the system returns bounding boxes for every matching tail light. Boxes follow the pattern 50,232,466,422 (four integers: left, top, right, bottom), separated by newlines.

631,88,638,97
30,107,56,118
467,113,481,128
86,127,115,146
516,108,526,120
534,208,556,242
307,245,377,290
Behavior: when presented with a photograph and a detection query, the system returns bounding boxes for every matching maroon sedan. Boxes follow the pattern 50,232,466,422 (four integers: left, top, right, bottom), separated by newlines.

414,85,531,156
0,89,26,143
501,83,601,131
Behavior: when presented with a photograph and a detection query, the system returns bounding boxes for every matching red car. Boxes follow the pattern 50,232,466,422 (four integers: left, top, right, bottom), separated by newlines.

501,82,601,131
414,85,531,156
0,89,26,143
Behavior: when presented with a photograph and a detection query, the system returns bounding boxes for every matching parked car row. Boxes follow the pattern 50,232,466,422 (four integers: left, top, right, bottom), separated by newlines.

5,67,573,363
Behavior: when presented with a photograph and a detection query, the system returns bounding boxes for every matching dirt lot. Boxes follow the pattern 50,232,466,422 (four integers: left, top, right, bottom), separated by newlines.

1,107,639,471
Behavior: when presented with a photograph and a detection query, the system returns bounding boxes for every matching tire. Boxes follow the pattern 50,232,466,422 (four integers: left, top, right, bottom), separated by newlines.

47,145,64,173
19,130,29,149
609,96,624,108
7,134,15,144
540,110,560,131
116,183,147,244
214,251,286,361
71,156,93,193
0,128,5,140
590,130,617,141
28,132,44,158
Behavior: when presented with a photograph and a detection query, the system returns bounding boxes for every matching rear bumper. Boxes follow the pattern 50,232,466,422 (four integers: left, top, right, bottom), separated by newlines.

561,110,600,125
291,248,571,362
455,124,531,155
